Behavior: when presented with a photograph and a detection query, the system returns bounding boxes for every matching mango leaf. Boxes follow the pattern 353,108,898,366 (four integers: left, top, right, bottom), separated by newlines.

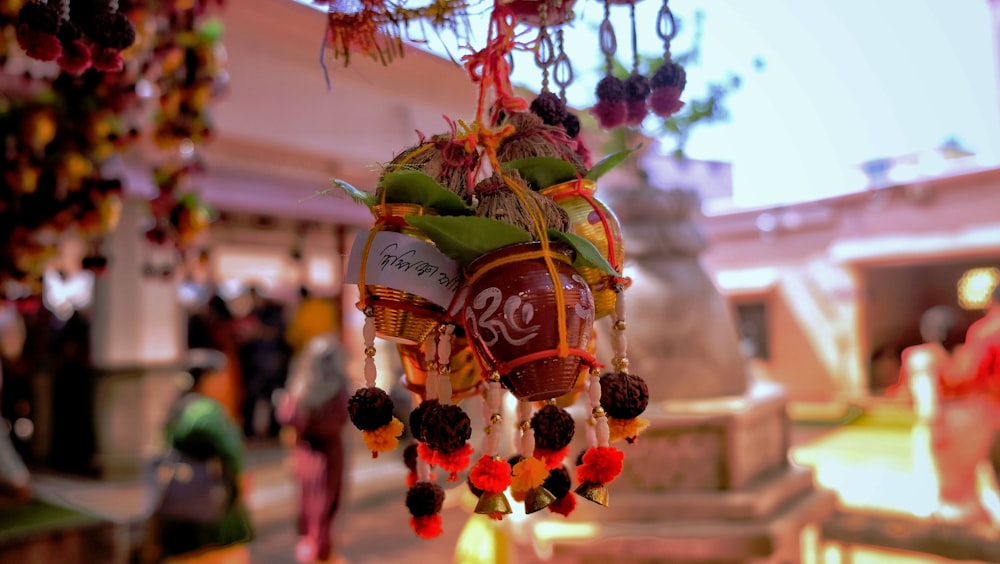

585,144,641,182
378,170,474,215
405,215,532,266
332,179,377,208
547,229,620,276
502,157,579,190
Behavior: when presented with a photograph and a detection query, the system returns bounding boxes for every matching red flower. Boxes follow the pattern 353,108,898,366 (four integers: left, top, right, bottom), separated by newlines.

15,24,61,62
649,86,685,118
58,39,92,75
435,443,474,482
547,493,576,517
410,514,443,539
92,47,124,73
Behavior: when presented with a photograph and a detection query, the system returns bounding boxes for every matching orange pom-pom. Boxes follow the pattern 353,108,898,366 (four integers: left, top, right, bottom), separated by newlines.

534,446,570,470
510,457,548,493
608,417,651,444
361,417,404,455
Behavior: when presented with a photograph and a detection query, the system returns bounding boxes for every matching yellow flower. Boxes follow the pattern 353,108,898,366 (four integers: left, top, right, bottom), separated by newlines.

608,417,650,443
361,417,404,453
510,457,547,493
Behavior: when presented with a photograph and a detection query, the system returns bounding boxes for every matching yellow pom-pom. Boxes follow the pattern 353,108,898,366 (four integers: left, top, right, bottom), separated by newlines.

510,457,548,493
361,417,405,453
608,417,650,443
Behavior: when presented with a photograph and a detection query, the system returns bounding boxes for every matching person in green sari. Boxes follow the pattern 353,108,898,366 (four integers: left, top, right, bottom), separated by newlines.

143,349,254,562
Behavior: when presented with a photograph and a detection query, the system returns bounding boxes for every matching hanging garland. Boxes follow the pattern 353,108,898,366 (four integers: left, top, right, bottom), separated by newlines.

0,0,226,299
332,0,678,539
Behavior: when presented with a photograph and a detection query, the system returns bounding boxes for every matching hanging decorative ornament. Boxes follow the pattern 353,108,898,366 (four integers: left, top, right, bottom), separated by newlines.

648,0,687,118
600,283,650,443
56,0,91,75
622,1,650,125
590,0,626,129
330,0,670,539
15,0,63,62
87,0,137,72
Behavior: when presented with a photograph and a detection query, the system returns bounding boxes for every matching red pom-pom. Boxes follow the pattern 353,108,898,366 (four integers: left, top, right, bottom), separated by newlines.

16,24,61,61
534,446,570,470
58,39,91,75
91,46,124,73
410,514,444,539
590,99,627,129
469,455,512,493
548,493,576,517
435,443,474,481
625,98,648,126
406,471,418,488
417,442,438,466
576,446,624,485
649,86,685,118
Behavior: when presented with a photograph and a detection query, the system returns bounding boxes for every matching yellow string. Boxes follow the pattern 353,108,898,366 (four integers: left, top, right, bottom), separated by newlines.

464,248,571,288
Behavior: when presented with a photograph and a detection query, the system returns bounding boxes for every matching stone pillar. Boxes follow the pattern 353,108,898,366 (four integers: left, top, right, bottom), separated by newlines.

511,181,835,563
90,198,187,478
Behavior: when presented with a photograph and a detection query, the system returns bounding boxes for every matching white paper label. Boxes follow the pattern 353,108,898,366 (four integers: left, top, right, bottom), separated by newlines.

345,230,462,308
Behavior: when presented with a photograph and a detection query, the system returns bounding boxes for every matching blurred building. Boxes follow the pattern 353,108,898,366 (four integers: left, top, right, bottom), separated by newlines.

697,147,1000,408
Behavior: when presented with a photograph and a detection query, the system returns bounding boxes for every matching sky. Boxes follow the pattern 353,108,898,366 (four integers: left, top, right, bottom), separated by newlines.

441,0,1000,207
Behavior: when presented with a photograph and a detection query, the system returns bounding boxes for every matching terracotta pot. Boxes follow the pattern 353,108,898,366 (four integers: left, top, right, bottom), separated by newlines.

463,242,595,402
541,179,623,319
398,331,485,404
361,203,446,345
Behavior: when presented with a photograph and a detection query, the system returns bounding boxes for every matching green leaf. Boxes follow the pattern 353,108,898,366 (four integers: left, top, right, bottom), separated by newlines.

585,145,641,181
332,179,377,208
405,215,532,266
377,170,474,215
547,229,620,276
502,157,579,190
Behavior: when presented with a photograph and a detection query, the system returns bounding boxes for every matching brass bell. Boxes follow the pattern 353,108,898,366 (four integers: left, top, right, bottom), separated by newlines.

474,491,513,517
523,486,556,514
574,482,609,506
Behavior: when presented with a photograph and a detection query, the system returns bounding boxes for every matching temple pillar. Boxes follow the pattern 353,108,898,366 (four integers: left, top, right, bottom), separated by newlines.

90,198,187,479
511,183,835,563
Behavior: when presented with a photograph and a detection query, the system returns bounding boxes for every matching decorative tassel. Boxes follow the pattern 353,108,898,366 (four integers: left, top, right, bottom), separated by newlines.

406,481,445,539
16,1,62,62
591,75,627,129
87,0,135,72
624,73,651,126
55,0,90,76
348,308,402,457
648,59,687,118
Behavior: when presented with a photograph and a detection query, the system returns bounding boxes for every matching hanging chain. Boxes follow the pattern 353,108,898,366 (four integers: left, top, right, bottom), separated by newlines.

553,28,573,102
599,0,617,75
535,2,554,93
656,0,677,55
629,1,639,74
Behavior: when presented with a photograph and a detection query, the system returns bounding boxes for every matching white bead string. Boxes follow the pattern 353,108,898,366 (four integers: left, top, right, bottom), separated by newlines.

436,324,455,406
362,306,377,388
422,332,438,402
611,283,629,374
484,372,503,457
587,367,610,448
517,400,535,457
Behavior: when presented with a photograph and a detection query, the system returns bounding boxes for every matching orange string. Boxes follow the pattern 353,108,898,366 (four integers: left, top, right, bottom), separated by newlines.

496,348,598,374
464,248,571,288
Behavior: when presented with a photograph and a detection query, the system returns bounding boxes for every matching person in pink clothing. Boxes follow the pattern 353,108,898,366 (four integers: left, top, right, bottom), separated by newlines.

276,331,350,564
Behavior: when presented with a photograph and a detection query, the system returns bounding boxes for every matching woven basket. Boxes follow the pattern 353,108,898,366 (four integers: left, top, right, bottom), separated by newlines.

541,179,623,319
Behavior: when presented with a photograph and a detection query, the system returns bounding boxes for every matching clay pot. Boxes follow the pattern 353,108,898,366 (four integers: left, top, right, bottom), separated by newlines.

398,330,484,404
362,203,445,345
463,242,595,402
541,179,623,319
